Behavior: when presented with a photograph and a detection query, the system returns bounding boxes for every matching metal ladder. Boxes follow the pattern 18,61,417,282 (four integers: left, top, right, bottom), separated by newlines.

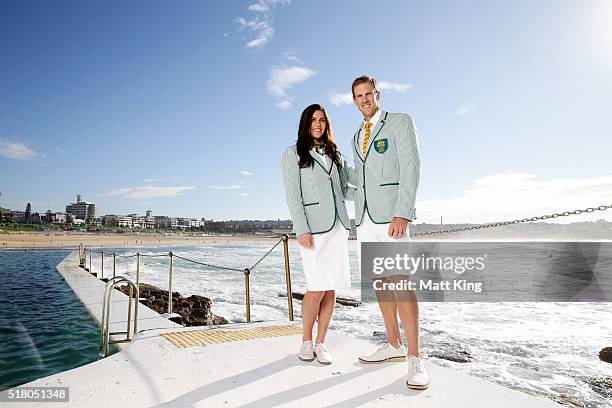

99,276,140,359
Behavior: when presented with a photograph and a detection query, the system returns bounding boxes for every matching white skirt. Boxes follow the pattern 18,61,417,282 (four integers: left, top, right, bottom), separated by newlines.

299,219,351,291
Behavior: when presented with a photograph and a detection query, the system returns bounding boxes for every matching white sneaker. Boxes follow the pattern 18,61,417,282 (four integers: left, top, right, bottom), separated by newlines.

358,343,407,364
298,340,314,362
314,342,333,365
406,355,429,390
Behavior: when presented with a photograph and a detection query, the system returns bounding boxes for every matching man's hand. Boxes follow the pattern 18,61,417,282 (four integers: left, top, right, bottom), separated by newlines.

388,217,409,238
297,232,313,248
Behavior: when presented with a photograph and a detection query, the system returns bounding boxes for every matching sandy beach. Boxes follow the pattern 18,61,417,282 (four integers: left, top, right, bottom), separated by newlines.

0,231,280,249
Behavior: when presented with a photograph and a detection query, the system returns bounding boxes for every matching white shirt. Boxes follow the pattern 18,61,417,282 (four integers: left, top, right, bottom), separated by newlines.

314,148,332,172
358,108,383,151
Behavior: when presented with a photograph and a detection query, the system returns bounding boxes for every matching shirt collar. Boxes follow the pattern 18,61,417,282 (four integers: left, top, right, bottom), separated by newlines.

363,108,382,129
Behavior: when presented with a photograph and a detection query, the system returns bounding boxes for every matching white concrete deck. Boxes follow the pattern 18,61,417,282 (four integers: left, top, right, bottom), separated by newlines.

5,251,559,407
56,251,179,350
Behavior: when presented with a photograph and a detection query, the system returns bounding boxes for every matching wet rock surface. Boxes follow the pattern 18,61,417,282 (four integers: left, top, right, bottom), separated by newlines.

428,343,474,363
599,347,612,364
580,376,612,398
117,282,228,326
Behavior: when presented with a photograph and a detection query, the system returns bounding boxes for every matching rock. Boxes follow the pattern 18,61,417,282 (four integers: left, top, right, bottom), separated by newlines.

117,282,228,327
429,344,474,363
599,347,612,363
581,376,612,398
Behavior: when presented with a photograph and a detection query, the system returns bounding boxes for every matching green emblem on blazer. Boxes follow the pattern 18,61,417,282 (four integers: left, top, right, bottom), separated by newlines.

374,138,388,154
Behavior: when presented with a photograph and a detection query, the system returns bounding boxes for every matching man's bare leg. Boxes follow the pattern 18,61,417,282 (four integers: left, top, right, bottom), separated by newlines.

375,278,402,347
396,291,420,356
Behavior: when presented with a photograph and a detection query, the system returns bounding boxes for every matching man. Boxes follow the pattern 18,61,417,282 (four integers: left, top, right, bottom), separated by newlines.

349,75,428,389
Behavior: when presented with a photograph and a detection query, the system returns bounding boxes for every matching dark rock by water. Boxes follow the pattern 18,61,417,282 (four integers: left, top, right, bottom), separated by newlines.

429,343,474,363
599,347,612,364
580,376,612,398
117,282,228,326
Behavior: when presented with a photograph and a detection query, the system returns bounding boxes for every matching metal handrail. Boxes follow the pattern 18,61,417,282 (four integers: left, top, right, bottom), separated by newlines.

84,236,295,325
99,276,139,359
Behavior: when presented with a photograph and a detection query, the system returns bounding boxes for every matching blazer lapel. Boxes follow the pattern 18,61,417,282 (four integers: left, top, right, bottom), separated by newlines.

309,148,331,174
364,110,388,161
353,123,365,163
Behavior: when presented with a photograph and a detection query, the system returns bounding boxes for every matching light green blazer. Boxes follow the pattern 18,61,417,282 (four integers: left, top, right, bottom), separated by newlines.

281,145,352,236
349,110,421,225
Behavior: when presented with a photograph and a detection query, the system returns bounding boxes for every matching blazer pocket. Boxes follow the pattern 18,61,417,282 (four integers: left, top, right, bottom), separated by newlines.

303,202,319,207
380,182,399,186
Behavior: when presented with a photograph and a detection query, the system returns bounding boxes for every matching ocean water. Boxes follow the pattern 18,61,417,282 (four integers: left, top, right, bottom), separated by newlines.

105,242,612,408
0,250,101,391
2,245,610,407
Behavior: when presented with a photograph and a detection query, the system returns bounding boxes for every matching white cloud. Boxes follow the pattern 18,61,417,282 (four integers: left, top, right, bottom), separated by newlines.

378,81,412,93
0,139,39,161
210,184,246,190
237,193,252,197
240,170,255,176
416,172,612,224
267,65,317,98
283,50,301,63
235,0,291,49
457,101,476,116
144,176,182,183
275,100,292,109
329,91,353,106
100,186,195,199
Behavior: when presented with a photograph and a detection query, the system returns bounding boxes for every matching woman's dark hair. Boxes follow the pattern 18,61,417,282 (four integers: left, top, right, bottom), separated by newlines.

296,104,341,168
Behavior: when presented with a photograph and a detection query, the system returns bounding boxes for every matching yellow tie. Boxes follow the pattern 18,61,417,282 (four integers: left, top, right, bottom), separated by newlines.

362,121,371,155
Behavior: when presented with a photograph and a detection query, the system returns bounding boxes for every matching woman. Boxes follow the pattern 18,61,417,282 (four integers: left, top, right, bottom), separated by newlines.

281,103,353,365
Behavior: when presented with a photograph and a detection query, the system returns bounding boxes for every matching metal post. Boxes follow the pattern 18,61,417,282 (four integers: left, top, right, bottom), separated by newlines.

168,252,173,314
244,268,251,323
89,249,92,273
101,250,104,279
134,253,140,333
113,253,116,278
126,284,133,341
282,235,294,321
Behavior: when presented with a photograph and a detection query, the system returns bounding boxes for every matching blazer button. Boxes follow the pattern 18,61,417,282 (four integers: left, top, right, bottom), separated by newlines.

364,165,368,169
327,176,331,180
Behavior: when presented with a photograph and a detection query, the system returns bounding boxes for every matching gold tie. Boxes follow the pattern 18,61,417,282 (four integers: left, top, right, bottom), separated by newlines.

362,121,371,155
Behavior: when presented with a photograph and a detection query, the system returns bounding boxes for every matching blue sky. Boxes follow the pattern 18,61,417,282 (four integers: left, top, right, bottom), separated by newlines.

1,0,612,223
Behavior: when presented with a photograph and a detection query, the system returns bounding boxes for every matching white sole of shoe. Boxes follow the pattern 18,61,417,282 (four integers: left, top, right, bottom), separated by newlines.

358,355,406,364
298,356,315,362
406,382,429,390
313,352,332,365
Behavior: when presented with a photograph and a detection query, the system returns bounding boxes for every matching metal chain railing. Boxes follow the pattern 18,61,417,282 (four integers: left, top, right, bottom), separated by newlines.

76,202,610,328
411,203,612,237
172,254,244,272
249,238,283,271
80,236,294,323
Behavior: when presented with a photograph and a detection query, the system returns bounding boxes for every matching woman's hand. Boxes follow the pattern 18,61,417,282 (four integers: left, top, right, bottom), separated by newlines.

297,233,313,248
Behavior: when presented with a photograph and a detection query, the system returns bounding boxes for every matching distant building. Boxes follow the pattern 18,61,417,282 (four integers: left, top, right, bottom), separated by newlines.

42,210,56,224
155,216,171,229
118,216,132,228
54,212,67,224
66,195,96,224
0,207,11,222
25,203,32,223
11,211,25,223
102,215,119,227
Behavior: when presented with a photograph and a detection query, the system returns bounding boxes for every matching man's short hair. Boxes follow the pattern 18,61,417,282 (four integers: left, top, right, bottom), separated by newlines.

351,75,378,96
